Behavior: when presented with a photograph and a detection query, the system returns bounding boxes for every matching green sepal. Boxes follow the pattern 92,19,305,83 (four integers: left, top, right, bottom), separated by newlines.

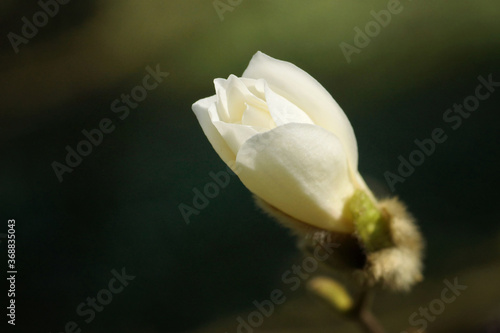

349,190,393,252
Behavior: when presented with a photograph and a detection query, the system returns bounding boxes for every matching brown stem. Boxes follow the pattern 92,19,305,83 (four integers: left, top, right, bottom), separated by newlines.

352,288,385,333
357,308,385,333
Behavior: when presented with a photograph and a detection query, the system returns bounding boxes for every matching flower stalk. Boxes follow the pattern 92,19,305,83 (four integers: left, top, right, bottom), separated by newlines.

308,276,386,333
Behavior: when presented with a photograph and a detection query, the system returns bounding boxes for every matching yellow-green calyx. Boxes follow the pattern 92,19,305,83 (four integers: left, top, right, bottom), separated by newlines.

349,190,393,252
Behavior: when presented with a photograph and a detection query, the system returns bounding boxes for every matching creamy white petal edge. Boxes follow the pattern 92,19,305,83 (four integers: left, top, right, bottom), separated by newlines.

235,123,355,233
192,95,236,166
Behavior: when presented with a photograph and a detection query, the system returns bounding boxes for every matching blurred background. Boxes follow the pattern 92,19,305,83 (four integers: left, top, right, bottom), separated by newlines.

1,0,499,332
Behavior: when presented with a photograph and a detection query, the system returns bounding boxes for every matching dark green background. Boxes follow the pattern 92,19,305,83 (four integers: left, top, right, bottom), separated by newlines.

1,1,499,332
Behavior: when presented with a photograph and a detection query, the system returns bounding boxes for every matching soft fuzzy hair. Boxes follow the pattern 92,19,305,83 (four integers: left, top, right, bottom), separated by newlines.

366,197,424,291
253,195,424,292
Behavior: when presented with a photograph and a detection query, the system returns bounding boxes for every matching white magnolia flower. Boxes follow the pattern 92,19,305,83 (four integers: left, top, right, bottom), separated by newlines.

192,51,375,234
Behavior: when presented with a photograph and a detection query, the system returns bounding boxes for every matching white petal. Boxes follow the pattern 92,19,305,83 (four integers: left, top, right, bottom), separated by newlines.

212,121,262,156
214,75,266,123
192,96,236,165
240,78,266,99
235,123,355,233
213,79,229,122
264,84,314,126
242,51,359,171
241,103,275,129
